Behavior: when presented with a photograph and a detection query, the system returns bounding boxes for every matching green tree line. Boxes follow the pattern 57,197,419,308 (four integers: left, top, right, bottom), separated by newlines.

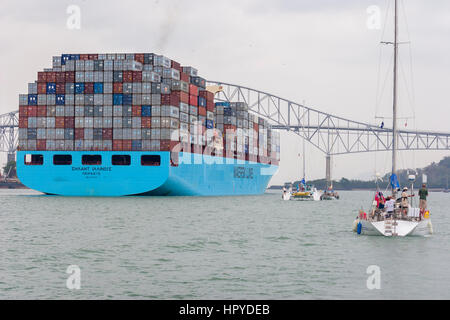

288,156,450,190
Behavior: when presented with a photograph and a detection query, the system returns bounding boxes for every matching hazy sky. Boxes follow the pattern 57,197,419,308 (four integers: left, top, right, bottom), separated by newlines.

1,0,449,184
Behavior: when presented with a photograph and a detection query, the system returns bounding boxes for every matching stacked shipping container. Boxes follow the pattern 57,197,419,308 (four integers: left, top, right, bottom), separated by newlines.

18,53,280,165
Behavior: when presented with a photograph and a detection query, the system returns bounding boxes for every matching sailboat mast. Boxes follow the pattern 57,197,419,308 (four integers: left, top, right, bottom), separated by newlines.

392,0,399,192
302,138,306,180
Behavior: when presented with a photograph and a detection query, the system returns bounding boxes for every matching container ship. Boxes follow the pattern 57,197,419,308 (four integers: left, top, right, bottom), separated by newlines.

16,53,280,196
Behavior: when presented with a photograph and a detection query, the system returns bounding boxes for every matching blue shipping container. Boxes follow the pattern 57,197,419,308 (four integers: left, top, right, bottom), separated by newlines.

75,83,85,94
113,94,123,105
123,94,133,105
215,102,230,107
56,94,65,105
206,119,214,129
141,106,152,117
69,54,80,61
198,97,206,107
28,94,38,105
132,140,142,151
94,83,103,94
46,83,56,94
61,54,70,65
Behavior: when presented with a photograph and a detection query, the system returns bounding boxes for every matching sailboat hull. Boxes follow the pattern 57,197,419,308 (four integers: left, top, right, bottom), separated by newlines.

355,219,432,237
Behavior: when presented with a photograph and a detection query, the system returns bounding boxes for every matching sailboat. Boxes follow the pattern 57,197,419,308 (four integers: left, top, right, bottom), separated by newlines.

353,0,432,237
291,139,321,201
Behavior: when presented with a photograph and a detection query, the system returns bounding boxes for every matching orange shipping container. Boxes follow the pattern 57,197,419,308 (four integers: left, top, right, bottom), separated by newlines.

113,83,123,93
55,117,65,128
141,117,151,128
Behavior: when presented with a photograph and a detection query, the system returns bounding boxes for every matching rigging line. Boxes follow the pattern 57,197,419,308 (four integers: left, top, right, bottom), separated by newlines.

400,0,417,120
375,0,393,119
375,50,395,119
375,0,392,118
398,56,415,119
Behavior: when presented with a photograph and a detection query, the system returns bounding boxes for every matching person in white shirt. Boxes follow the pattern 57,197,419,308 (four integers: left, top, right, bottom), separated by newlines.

385,196,395,218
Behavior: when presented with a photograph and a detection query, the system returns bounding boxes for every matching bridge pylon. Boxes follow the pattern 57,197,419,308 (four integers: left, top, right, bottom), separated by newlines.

325,154,332,188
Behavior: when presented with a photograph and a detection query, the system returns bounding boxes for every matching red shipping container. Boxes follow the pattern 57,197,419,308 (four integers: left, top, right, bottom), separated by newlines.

253,123,259,131
141,118,151,128
19,117,28,128
189,95,198,106
84,83,94,94
37,140,46,151
135,54,145,64
46,72,56,82
170,92,180,106
56,72,66,83
56,83,65,94
123,71,133,82
80,54,89,60
178,91,189,104
123,140,132,151
113,140,123,151
206,100,214,112
198,107,207,116
199,90,213,101
189,84,198,96
161,94,171,105
37,83,47,94
180,72,189,82
102,128,113,140
65,72,75,82
88,54,98,60
28,106,37,117
55,117,65,128
113,83,123,93
132,106,141,117
38,72,46,82
224,124,236,131
75,128,84,139
64,117,75,128
171,60,181,71
132,71,142,82
37,106,47,117
159,140,172,151
19,106,28,117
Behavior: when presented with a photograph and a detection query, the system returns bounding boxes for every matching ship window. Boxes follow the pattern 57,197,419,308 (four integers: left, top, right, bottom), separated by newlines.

24,154,43,165
82,155,102,165
141,155,160,166
112,155,131,166
53,155,72,165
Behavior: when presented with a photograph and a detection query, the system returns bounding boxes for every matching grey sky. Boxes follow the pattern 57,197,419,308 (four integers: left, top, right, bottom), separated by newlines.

1,0,449,184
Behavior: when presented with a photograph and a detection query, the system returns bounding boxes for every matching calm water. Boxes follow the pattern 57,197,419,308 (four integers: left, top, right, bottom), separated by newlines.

0,189,449,299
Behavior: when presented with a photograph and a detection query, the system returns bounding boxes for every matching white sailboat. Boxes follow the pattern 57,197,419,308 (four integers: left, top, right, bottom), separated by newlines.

353,0,432,237
290,139,321,201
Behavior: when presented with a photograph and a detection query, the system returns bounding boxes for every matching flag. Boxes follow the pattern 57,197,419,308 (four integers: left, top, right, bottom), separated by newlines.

390,174,400,190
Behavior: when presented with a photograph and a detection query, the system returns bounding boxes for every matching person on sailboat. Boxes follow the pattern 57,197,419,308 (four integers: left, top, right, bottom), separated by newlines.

385,196,395,218
400,187,414,217
375,191,385,210
418,183,428,210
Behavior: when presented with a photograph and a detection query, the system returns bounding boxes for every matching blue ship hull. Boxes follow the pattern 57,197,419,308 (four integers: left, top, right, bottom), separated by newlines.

17,151,278,196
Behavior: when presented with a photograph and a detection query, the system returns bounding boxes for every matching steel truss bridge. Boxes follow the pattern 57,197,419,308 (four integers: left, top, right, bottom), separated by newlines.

1,81,450,180
208,81,450,181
